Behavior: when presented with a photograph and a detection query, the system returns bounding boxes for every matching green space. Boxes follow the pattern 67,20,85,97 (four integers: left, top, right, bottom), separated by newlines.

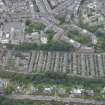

45,30,55,43
5,41,74,51
25,22,45,33
0,71,104,90
56,16,66,25
0,70,105,98
67,29,91,45
62,24,92,45
94,31,105,52
78,16,105,52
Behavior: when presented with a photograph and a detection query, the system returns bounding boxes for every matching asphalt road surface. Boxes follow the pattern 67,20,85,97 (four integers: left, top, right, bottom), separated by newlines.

7,95,105,104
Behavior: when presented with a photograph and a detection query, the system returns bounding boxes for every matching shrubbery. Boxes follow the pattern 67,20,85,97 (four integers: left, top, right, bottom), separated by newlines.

0,70,105,91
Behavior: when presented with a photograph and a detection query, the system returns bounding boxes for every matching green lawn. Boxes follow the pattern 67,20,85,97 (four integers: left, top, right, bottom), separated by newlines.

25,22,45,33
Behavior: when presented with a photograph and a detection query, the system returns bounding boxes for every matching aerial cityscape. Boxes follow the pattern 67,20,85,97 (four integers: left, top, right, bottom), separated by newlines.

0,0,105,105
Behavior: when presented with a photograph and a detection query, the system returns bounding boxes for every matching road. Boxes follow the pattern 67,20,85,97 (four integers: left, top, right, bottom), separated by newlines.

7,95,105,105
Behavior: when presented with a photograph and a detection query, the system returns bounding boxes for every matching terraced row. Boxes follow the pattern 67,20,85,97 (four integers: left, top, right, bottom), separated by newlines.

27,51,105,77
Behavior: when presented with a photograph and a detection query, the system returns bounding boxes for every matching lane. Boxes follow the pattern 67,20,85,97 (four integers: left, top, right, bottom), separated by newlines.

8,95,105,105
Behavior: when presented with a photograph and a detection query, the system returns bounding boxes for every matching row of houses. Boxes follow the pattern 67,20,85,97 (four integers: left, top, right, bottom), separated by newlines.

11,84,105,98
12,85,95,97
0,49,105,77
